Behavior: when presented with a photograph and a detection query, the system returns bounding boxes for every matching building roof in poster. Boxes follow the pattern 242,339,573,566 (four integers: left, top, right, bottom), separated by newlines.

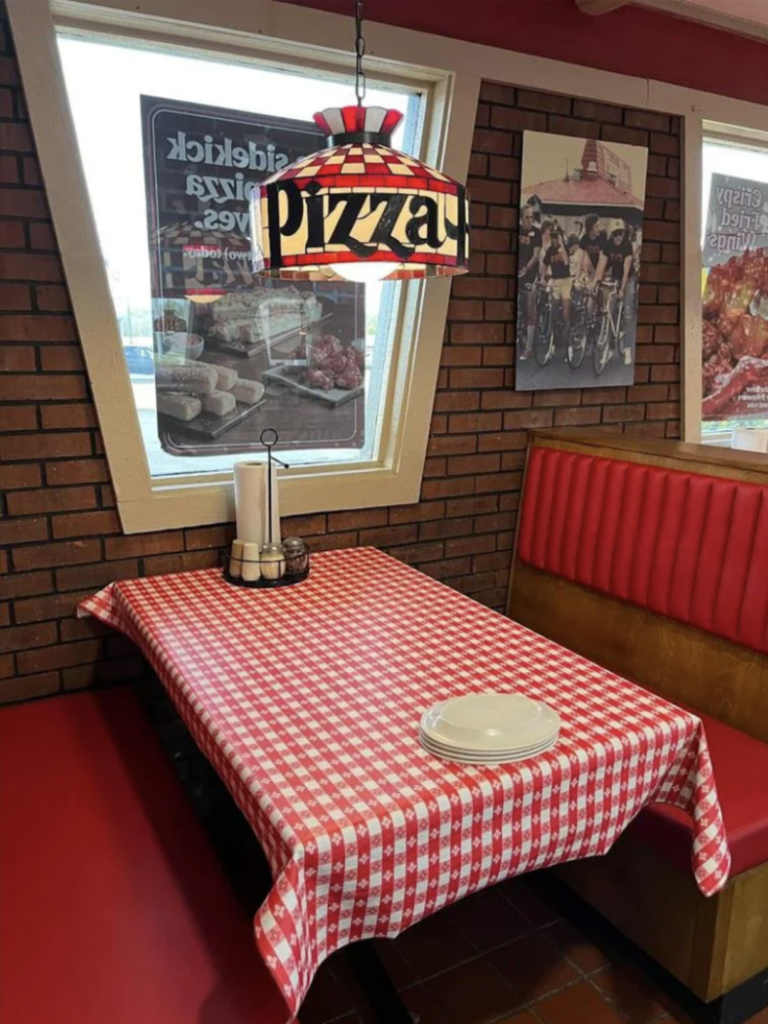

523,176,644,209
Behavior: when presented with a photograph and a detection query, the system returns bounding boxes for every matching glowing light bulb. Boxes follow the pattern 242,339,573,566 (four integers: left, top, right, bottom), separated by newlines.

329,262,399,284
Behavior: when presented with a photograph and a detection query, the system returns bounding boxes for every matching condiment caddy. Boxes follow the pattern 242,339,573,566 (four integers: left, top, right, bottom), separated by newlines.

224,427,310,589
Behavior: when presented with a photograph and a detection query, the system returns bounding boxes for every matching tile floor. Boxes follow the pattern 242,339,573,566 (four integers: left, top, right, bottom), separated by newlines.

297,875,768,1024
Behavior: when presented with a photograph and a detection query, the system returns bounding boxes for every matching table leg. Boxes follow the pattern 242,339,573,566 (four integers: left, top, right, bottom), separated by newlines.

346,941,414,1024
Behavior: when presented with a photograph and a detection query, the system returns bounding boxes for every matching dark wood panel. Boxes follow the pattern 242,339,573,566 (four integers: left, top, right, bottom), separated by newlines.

508,562,768,743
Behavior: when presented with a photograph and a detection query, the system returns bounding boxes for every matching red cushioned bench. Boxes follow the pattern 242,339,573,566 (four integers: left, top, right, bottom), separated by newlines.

507,430,768,1007
0,688,290,1024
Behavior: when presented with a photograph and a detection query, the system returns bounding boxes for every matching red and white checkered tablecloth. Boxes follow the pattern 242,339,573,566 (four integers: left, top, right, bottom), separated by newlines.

79,547,730,1020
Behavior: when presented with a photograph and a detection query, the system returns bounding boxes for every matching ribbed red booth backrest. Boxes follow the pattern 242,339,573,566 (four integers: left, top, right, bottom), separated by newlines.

517,446,768,655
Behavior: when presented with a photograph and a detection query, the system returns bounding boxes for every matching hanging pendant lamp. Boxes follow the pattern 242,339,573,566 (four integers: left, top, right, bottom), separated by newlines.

250,0,470,283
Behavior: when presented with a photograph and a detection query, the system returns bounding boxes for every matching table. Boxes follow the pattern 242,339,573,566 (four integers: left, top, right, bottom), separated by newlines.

79,547,731,1020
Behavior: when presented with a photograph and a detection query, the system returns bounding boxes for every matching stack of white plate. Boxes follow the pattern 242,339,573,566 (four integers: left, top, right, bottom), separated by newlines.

419,693,560,765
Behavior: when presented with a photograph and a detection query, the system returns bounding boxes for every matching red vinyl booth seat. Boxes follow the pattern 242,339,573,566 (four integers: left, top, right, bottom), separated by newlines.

630,708,768,878
517,446,768,655
0,688,289,1024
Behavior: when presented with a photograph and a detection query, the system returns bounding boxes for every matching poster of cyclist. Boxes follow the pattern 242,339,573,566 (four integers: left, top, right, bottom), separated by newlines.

516,131,649,391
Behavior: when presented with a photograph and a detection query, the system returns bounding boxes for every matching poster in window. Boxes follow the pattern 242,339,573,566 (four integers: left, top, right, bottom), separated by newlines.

141,95,365,457
515,131,648,392
701,172,768,427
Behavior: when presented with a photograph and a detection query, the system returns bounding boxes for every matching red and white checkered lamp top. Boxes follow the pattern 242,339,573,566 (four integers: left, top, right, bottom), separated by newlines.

250,106,470,282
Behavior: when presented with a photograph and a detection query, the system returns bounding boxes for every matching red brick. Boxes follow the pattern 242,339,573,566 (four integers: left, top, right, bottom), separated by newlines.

0,253,62,282
532,390,581,408
477,431,528,452
0,154,19,184
449,368,505,389
487,207,517,230
419,517,474,541
40,403,98,430
104,532,184,560
645,401,680,420
441,346,483,368
3,431,91,461
517,89,571,114
573,99,623,124
627,384,668,403
549,115,599,139
482,345,515,367
39,346,84,372
0,517,48,545
638,305,677,324
0,190,48,221
0,283,31,310
0,86,13,116
447,453,500,476
28,222,56,250
479,82,516,105
473,512,516,535
475,471,522,494
0,345,35,371
451,323,505,345
434,391,480,413
471,229,511,253
445,535,496,558
651,132,679,155
661,244,680,264
0,570,52,600
12,539,101,571
0,314,77,342
17,640,103,675
388,541,445,564
2,621,58,653
142,553,184,576
1,462,41,489
183,524,234,550
389,502,445,525
601,125,648,147
45,458,109,485
486,254,516,275
358,524,418,547
420,556,473,580
643,263,679,283
449,411,502,433
52,510,121,539
473,551,512,574
489,156,520,179
636,343,675,363
602,404,646,423
0,220,25,248
22,158,41,187
468,153,488,177
446,495,498,518
472,129,513,155
650,364,680,382
0,654,14,680
0,122,33,152
645,176,679,199
624,109,671,132
35,285,71,312
1,374,86,402
6,486,97,516
421,476,475,500
62,657,145,691
13,590,94,625
502,409,554,430
451,276,507,300
0,404,37,431
0,56,19,86
328,508,387,532
489,107,550,134
467,177,511,205
647,154,667,176
448,298,485,321
0,673,61,702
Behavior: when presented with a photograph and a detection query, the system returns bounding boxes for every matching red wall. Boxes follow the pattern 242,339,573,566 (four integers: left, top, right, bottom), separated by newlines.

279,0,768,107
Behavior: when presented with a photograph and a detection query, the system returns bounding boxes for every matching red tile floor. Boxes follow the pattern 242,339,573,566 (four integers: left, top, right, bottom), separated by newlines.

298,875,768,1024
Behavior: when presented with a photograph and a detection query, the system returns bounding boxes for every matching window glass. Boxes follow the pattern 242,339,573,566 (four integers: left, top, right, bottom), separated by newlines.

701,138,768,444
58,35,422,477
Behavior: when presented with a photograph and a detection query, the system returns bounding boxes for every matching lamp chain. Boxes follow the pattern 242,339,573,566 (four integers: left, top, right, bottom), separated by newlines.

354,0,366,106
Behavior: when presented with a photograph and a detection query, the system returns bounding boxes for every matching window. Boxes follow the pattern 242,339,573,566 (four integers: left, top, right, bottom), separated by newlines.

57,34,422,478
701,129,768,447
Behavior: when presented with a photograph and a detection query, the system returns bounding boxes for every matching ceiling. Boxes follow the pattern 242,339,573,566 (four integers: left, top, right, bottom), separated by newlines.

580,0,768,39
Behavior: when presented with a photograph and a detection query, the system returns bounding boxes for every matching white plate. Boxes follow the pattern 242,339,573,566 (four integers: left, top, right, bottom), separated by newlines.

418,727,558,758
420,734,558,765
421,694,561,753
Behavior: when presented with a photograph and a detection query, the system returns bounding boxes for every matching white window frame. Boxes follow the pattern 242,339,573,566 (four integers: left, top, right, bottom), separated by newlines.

8,1,768,533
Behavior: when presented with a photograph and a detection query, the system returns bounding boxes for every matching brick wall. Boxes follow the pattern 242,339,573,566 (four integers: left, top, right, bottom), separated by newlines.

0,9,681,704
